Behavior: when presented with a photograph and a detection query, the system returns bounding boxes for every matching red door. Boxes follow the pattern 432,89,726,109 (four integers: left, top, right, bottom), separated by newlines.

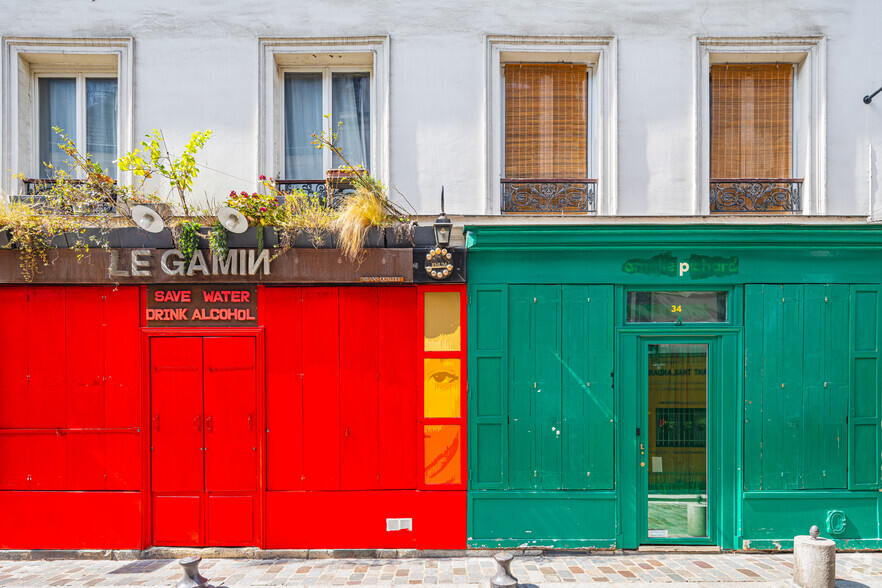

150,336,257,546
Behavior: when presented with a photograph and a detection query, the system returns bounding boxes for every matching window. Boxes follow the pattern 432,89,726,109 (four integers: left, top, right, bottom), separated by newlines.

259,37,387,198
1,38,132,194
37,75,118,179
283,70,371,179
488,37,617,215
697,37,825,214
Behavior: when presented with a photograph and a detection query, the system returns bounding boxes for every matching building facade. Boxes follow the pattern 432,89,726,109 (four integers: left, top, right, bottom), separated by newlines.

1,0,881,551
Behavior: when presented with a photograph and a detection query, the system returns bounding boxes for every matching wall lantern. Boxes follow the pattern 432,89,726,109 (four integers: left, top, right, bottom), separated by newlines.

433,186,453,247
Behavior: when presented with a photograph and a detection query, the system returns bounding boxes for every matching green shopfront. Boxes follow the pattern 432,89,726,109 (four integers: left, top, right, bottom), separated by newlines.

465,225,882,550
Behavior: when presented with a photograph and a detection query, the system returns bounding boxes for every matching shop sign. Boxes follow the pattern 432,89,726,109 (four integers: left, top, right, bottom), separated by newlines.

146,285,257,327
622,252,738,279
110,249,271,278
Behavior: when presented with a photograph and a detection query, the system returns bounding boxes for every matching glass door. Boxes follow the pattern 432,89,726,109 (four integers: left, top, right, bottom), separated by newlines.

645,343,708,541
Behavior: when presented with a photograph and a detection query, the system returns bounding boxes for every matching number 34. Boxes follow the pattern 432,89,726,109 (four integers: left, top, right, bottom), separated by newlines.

670,304,682,313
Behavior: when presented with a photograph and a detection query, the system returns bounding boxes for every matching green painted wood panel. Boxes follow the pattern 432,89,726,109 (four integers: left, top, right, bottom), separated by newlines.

471,285,507,489
745,284,849,491
850,286,882,490
561,285,615,490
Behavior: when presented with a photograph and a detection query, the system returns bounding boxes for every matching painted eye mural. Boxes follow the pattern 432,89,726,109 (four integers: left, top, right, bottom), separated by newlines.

424,358,461,418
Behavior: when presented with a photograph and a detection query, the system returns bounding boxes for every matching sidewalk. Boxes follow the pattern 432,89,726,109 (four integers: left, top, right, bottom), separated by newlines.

0,552,880,587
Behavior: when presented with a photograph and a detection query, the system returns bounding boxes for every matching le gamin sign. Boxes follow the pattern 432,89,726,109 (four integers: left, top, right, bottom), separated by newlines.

146,285,257,327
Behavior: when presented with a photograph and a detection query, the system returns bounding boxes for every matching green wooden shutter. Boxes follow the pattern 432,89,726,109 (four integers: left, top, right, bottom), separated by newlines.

743,284,765,491
470,285,508,490
849,286,882,490
561,285,615,490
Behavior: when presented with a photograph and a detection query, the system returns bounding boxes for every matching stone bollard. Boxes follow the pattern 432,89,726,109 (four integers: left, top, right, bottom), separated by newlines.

792,525,836,588
687,502,707,537
490,552,518,588
176,555,211,588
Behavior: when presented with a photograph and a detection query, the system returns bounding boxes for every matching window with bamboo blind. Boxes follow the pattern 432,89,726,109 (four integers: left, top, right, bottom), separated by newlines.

504,64,588,179
710,64,793,179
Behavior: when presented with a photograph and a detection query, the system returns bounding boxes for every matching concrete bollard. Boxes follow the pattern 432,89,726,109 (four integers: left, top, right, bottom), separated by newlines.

490,552,518,588
792,525,836,588
687,503,707,537
176,555,211,588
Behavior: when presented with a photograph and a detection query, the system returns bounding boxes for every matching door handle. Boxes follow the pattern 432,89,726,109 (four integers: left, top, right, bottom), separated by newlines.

206,415,213,432
193,414,202,431
152,414,160,430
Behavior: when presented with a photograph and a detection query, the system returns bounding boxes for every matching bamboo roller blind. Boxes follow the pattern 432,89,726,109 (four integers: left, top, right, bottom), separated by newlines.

710,64,793,179
504,64,588,179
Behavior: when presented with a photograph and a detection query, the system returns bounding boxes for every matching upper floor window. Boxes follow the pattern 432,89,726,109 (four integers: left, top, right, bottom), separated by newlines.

260,37,388,200
1,38,132,195
284,69,371,180
502,63,592,214
697,37,825,215
487,37,617,215
38,75,118,179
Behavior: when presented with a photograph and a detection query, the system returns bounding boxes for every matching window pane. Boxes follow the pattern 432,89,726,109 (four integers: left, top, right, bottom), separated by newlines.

331,72,371,171
284,73,323,179
424,358,461,418
424,291,461,351
710,64,793,179
626,291,728,323
424,424,461,485
38,78,76,179
504,64,587,179
86,78,118,180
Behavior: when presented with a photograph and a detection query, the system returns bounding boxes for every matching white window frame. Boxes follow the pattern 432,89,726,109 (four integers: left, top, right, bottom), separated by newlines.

259,37,389,183
486,36,617,215
1,37,132,195
695,36,826,215
31,71,119,179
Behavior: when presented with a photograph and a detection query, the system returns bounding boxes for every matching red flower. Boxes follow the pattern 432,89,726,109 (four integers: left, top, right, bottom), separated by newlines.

240,191,248,196
260,207,267,212
229,190,236,197
259,175,266,181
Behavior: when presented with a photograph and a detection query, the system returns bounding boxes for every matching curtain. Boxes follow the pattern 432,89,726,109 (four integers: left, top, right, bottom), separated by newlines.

331,73,371,171
710,64,793,179
284,73,323,179
86,78,118,179
504,64,587,179
38,78,76,179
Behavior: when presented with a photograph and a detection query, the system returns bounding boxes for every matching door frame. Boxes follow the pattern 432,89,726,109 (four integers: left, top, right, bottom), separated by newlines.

617,327,741,549
140,327,265,550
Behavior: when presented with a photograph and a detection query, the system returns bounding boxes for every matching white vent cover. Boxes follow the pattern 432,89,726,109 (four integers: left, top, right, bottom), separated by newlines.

386,518,413,532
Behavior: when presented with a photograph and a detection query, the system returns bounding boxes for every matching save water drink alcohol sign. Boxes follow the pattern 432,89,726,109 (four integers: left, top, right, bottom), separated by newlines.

146,285,257,327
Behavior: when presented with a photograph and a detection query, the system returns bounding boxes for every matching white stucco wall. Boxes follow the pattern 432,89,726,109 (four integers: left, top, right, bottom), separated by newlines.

1,0,880,218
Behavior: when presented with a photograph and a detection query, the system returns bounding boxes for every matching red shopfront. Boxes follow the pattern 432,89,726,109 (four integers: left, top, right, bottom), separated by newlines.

0,248,466,550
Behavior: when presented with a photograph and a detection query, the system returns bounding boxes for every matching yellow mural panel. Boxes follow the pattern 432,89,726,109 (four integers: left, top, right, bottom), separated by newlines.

424,292,460,351
424,358,461,418
424,424,461,485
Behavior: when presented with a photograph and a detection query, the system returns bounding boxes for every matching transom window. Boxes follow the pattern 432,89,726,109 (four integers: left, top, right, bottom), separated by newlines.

37,75,118,179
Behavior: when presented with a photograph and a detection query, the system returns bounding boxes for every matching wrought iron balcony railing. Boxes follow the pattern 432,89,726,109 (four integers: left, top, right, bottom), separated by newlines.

19,178,118,213
501,178,597,214
710,179,802,213
275,179,342,208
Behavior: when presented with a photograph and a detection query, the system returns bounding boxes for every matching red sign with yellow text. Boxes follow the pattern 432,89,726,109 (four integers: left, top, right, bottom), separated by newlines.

145,285,257,327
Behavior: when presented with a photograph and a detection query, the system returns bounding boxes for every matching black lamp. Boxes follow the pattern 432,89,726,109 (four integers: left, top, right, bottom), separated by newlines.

433,186,453,247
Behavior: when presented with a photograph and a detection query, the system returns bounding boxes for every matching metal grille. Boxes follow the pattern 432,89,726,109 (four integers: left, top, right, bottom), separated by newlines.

710,179,801,213
656,407,706,448
500,179,596,214
275,180,343,208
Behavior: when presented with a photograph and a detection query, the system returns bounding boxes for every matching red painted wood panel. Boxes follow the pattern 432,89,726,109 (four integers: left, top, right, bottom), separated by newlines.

104,286,141,428
0,491,141,549
208,494,255,546
67,433,106,489
378,287,418,489
28,288,67,428
0,287,29,428
204,337,257,492
65,287,105,428
301,288,341,490
265,490,466,549
150,337,204,492
153,494,202,546
0,434,32,489
29,432,67,489
264,287,305,490
339,287,380,489
105,432,141,491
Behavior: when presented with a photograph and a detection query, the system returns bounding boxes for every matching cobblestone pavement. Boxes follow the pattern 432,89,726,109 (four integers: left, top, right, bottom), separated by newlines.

0,552,880,587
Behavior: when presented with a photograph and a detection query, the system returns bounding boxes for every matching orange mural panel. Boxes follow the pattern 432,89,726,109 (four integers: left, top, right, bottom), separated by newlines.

423,425,461,485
